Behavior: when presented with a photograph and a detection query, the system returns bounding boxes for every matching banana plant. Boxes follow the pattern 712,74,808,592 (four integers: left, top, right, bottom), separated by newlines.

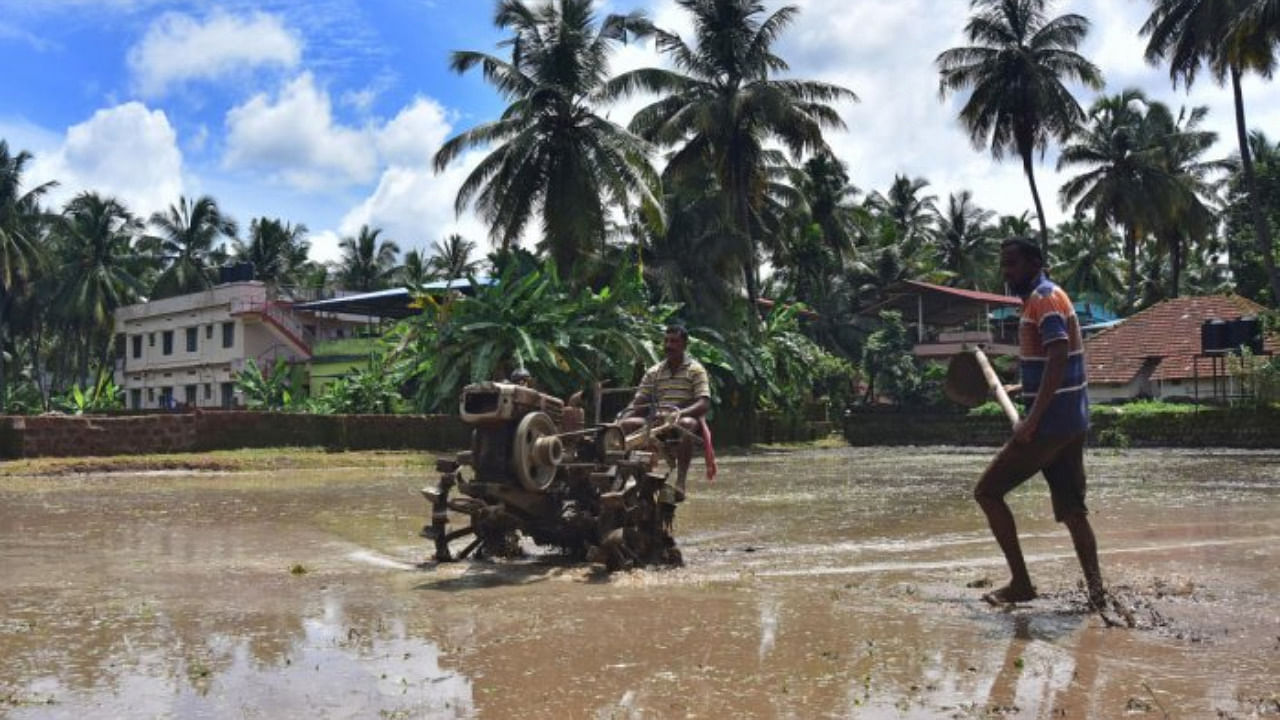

235,358,292,410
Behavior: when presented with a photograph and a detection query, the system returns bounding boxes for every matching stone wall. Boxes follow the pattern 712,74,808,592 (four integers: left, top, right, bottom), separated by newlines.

0,411,471,459
842,407,1280,448
0,407,825,460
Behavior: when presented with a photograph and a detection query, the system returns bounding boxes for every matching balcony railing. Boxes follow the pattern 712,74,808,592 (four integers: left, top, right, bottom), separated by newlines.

230,300,315,353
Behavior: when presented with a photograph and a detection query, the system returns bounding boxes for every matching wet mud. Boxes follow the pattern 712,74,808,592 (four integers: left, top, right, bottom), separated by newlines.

1,447,1278,718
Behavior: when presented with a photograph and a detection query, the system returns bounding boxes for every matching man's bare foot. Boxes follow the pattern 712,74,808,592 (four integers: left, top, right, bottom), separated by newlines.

982,584,1037,605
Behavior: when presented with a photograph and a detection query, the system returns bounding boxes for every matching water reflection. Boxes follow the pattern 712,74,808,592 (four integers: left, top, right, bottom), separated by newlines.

2,589,472,719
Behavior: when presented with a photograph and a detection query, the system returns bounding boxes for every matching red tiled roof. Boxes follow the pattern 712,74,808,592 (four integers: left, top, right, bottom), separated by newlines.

901,280,1022,307
1084,295,1275,384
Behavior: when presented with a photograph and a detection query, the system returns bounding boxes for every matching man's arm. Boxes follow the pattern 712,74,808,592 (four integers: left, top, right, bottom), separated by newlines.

618,373,654,419
1015,339,1067,442
676,364,711,419
676,396,710,420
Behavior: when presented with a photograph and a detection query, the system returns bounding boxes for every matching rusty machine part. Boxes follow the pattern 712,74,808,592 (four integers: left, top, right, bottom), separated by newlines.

420,382,684,571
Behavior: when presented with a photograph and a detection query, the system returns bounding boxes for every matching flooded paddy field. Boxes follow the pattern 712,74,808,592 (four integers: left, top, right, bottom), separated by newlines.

1,447,1277,719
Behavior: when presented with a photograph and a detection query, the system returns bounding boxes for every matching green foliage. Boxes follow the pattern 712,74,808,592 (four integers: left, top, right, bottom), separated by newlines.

393,259,670,413
54,372,123,414
1095,427,1131,448
860,310,923,405
967,400,1008,417
235,358,293,411
1228,348,1280,406
1091,400,1199,416
311,354,404,415
696,304,846,416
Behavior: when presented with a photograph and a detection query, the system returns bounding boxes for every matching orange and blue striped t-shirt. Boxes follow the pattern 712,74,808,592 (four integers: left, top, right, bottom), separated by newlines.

1019,274,1089,436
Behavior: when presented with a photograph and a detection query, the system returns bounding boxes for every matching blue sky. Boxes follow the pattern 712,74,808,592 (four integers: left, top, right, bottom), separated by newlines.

2,0,1277,264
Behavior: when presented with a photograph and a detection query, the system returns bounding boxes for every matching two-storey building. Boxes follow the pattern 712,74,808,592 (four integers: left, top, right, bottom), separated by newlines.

113,282,356,410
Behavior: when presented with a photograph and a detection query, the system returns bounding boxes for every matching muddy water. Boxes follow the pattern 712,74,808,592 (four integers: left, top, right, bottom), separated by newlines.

1,448,1277,719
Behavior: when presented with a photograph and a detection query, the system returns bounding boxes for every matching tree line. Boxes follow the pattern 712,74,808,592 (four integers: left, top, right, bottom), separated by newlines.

1,0,1277,415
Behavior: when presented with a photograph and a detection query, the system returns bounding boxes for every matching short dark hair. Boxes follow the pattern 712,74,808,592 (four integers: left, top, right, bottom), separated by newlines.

664,324,689,341
1000,236,1044,266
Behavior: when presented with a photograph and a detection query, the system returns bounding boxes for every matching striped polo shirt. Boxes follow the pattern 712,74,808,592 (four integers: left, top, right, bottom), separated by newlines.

1019,273,1089,436
635,356,711,411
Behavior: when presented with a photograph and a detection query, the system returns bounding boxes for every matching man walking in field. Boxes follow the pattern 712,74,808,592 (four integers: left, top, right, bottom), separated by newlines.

975,237,1105,608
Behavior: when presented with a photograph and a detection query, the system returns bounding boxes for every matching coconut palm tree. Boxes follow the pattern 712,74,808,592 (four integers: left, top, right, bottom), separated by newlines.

933,190,997,289
233,218,310,287
867,175,939,256
52,192,148,379
794,151,860,260
937,0,1103,251
148,195,238,299
1145,102,1230,297
0,141,58,410
1052,216,1124,305
607,0,857,318
1142,0,1280,303
433,0,658,278
0,141,55,296
426,233,479,281
1224,130,1280,299
1057,90,1170,309
337,225,400,292
400,250,431,288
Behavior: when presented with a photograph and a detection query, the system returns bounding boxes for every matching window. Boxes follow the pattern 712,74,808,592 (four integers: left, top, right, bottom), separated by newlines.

204,383,212,400
186,327,198,353
162,330,174,355
160,386,174,409
130,389,142,409
147,388,155,402
222,322,235,348
220,382,235,409
206,324,213,339
184,385,197,406
148,332,155,347
132,335,142,359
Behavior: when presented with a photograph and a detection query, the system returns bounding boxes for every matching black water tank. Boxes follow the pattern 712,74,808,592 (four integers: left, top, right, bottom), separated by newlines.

1201,318,1229,354
1227,315,1264,354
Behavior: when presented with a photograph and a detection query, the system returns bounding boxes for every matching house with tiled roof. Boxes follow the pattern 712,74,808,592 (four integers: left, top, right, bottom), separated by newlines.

859,280,1024,358
1083,295,1276,402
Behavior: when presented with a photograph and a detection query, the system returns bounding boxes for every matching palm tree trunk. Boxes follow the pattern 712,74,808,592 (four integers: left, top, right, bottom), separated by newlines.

1021,152,1051,254
0,320,8,414
1232,67,1280,305
29,320,46,410
1123,226,1138,312
1169,233,1182,299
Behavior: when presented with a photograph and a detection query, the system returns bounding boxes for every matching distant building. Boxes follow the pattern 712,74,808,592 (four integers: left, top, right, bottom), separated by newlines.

1084,295,1275,403
113,276,495,410
112,282,363,410
860,280,1023,358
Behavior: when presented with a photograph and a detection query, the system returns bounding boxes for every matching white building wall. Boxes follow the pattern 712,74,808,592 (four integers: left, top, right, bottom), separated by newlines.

114,283,268,410
114,283,369,410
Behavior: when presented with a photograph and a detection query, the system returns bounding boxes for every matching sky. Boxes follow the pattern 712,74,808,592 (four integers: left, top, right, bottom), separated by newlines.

1,0,1277,265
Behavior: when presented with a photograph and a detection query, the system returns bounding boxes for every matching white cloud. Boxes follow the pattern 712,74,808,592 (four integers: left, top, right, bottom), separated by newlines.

309,229,343,264
27,102,184,219
337,148,491,258
128,9,302,97
376,98,452,167
223,72,377,190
